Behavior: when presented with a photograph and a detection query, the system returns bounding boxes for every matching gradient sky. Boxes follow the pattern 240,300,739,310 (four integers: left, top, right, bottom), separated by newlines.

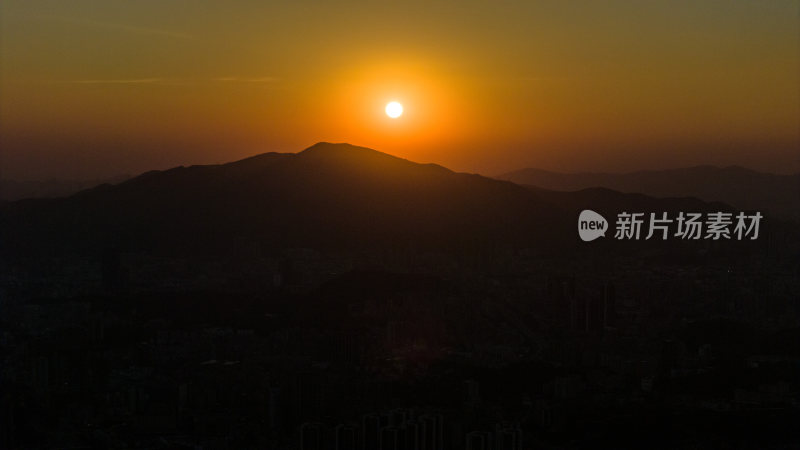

1,0,798,180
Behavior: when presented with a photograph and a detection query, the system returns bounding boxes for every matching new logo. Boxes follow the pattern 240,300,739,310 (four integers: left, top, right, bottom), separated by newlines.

578,209,608,242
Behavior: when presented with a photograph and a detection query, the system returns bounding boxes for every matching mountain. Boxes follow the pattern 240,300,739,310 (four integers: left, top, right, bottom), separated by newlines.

2,143,765,261
0,175,131,201
0,143,572,257
527,185,730,217
498,166,800,221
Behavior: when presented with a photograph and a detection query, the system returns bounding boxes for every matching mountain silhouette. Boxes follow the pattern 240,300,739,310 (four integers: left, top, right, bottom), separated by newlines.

0,175,131,202
528,185,731,218
2,143,759,260
1,143,570,257
498,166,800,221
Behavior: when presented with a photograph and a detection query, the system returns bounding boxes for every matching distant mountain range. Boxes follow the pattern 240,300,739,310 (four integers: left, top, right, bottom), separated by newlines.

498,166,800,221
1,143,771,259
0,175,130,202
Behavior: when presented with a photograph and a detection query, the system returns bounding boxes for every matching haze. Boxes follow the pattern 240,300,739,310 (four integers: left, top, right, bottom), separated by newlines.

1,0,798,180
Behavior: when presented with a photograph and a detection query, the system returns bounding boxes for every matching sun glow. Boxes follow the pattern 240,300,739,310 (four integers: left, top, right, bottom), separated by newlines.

319,59,471,162
385,101,403,118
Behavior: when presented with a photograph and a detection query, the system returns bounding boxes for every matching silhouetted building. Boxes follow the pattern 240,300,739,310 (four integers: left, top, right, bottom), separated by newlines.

466,431,493,450
419,414,443,450
335,424,358,450
362,414,380,450
494,423,522,450
464,379,481,408
300,422,325,450
380,426,401,450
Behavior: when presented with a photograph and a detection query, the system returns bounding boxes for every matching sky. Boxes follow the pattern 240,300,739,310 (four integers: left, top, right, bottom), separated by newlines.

1,0,798,180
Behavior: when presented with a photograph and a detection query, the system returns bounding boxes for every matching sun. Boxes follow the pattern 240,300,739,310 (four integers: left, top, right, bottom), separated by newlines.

385,101,403,118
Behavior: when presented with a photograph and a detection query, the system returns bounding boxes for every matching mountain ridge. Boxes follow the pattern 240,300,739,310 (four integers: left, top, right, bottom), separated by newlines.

500,165,799,178
0,143,569,257
1,143,769,261
498,165,800,220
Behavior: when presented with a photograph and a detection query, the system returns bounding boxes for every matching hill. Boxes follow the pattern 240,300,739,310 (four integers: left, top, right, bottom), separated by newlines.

498,166,800,220
0,143,569,257
2,143,767,261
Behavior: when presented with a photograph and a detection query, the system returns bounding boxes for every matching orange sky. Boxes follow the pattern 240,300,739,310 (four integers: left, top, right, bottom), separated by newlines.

1,1,798,180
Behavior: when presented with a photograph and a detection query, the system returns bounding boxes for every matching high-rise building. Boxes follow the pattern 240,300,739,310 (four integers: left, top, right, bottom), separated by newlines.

494,423,522,450
419,413,443,450
464,379,481,408
403,419,421,450
362,414,381,450
335,424,358,450
299,422,325,450
380,426,401,450
465,431,492,450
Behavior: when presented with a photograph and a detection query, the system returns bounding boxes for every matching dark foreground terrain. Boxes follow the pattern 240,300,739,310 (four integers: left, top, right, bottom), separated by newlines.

1,144,798,449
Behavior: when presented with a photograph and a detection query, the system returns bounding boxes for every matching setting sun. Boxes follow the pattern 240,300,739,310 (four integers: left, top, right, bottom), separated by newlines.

385,101,403,118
